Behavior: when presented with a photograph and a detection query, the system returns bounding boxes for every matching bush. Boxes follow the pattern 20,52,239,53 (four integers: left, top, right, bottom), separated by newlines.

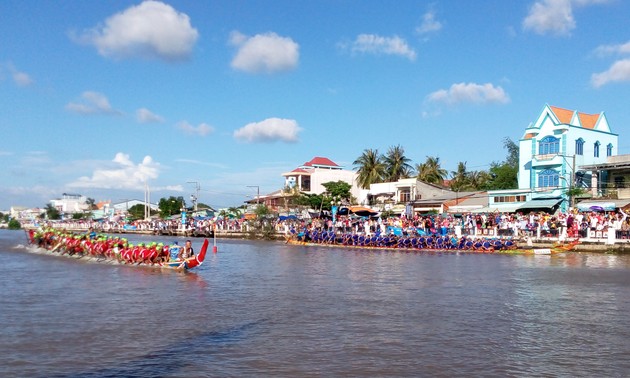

8,219,21,230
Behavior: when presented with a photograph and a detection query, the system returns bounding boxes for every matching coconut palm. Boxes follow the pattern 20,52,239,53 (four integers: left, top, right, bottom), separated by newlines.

468,170,491,190
449,161,470,192
353,149,386,189
416,156,448,185
383,145,413,182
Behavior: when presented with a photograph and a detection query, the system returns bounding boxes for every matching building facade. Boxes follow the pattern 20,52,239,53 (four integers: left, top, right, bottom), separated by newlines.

489,104,618,213
282,157,360,200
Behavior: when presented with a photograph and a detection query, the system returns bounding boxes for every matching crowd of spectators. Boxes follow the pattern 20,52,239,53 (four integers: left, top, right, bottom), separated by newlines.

21,208,630,242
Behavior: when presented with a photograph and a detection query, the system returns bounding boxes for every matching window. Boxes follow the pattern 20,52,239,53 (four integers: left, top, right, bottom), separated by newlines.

538,169,559,188
493,195,526,203
607,143,613,157
594,141,600,158
399,189,411,202
539,136,559,155
575,138,584,156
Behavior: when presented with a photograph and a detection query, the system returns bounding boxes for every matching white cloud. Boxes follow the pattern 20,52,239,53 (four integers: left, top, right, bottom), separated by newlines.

593,41,630,57
6,63,34,87
136,107,165,123
229,31,299,73
233,118,301,143
72,0,198,61
68,153,161,190
66,91,121,115
591,59,630,88
416,10,442,35
522,0,575,36
427,82,510,105
176,121,215,136
346,34,417,61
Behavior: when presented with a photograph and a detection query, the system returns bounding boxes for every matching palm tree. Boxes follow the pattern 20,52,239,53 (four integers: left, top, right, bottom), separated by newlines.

416,156,447,185
449,161,469,191
468,170,491,190
353,149,386,189
383,145,413,182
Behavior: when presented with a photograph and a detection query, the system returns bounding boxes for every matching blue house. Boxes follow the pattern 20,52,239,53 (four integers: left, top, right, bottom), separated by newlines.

488,104,618,213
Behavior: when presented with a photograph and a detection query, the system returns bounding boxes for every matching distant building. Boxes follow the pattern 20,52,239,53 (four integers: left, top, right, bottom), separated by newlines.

282,157,360,199
50,193,89,214
488,104,619,212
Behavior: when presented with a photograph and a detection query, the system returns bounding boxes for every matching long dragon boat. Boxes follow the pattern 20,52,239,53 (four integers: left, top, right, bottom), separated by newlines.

26,229,208,271
284,232,579,255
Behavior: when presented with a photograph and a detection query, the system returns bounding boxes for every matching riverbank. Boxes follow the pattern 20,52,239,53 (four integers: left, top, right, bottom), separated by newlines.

19,225,630,253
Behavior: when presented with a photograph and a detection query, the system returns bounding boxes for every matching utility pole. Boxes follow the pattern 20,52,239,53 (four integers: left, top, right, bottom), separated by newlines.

187,181,200,211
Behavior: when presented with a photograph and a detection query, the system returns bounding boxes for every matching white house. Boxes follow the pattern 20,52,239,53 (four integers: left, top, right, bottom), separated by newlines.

50,193,89,214
282,157,360,200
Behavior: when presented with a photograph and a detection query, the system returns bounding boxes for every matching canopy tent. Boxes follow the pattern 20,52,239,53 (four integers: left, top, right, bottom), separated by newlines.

348,206,379,217
576,201,616,212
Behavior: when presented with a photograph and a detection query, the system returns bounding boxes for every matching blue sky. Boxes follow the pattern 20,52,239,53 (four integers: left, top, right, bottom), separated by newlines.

2,0,630,210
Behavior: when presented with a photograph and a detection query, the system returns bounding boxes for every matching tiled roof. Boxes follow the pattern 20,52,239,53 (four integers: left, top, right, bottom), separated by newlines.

549,105,600,129
523,133,536,139
304,156,338,167
549,106,574,124
578,112,599,129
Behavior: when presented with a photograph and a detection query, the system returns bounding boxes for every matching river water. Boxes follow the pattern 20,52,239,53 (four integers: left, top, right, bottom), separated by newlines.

1,229,630,377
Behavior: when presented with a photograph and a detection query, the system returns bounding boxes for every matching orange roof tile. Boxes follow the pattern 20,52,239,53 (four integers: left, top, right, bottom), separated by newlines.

549,106,573,124
523,133,535,140
578,112,599,129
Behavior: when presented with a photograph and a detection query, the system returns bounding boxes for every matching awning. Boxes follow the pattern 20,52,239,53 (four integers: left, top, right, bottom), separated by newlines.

517,198,562,210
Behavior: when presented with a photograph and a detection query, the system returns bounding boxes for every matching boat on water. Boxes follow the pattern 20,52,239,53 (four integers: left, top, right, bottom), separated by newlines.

284,233,579,255
25,229,208,271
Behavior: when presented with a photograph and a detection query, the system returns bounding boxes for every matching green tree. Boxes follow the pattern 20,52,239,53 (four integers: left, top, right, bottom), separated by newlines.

158,196,185,218
468,170,491,190
353,148,386,189
227,206,243,219
128,204,153,220
449,161,470,192
483,138,519,190
43,204,60,220
295,193,325,210
321,181,352,201
416,156,448,185
8,219,21,230
383,145,413,182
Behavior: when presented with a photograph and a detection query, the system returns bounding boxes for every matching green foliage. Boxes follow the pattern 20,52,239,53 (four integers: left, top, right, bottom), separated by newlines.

483,138,519,190
383,145,413,181
44,204,60,220
0,212,8,222
416,156,448,185
353,148,386,189
8,219,21,230
322,181,352,200
72,212,86,220
158,196,185,218
295,193,324,210
127,204,153,220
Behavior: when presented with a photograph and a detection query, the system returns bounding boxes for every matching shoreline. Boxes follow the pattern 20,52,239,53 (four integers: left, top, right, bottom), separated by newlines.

16,226,630,254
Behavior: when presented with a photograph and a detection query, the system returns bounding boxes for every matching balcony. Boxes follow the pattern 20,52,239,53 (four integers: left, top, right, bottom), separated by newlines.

531,153,563,168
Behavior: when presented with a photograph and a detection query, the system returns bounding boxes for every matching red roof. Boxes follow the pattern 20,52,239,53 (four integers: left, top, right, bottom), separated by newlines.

304,156,338,167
